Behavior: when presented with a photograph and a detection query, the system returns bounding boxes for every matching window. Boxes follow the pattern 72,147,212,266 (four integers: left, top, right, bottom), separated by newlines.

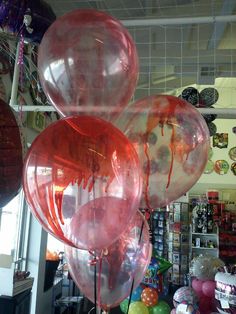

0,190,30,270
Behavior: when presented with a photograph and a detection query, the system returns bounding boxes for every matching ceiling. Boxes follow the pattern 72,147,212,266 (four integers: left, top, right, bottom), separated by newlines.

44,0,236,111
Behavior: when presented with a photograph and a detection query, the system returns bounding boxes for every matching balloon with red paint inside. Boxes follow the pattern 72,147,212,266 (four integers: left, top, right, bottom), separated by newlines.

64,211,152,311
0,99,23,207
38,9,139,121
23,115,142,250
113,95,210,209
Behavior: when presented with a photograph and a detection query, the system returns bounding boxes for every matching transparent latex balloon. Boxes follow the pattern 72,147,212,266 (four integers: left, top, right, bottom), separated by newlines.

38,9,139,121
23,116,142,249
113,95,210,209
64,211,152,310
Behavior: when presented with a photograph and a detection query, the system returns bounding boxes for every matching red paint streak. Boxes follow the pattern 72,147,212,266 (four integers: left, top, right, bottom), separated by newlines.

161,124,164,136
166,126,175,189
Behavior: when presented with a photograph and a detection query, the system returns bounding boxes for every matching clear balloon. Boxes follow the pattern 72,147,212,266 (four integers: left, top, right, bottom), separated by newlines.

190,255,224,280
64,211,152,310
114,95,210,208
23,116,142,249
38,9,139,121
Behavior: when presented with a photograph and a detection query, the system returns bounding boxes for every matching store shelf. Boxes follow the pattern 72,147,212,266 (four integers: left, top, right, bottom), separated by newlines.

192,233,217,235
192,247,218,250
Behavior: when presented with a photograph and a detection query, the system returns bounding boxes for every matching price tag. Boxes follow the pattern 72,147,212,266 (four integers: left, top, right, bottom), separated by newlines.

177,304,188,311
220,299,230,309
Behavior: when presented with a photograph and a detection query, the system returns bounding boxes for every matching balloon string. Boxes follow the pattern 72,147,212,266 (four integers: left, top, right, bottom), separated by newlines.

143,141,152,218
166,125,175,189
97,257,102,309
94,252,97,314
126,220,145,314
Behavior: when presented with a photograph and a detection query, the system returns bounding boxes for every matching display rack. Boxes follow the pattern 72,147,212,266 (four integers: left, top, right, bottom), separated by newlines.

167,202,190,286
190,228,219,259
190,200,219,259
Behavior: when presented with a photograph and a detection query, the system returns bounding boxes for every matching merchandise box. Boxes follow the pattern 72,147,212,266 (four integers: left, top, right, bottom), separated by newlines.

172,253,180,264
181,244,189,253
181,255,188,264
173,264,180,273
173,233,180,243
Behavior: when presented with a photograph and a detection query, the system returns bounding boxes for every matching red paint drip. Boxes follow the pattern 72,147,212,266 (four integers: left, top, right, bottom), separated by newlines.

161,124,164,136
166,126,175,189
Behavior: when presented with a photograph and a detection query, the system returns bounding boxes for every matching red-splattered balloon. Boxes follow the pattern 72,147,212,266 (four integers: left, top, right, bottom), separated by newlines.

64,211,152,311
0,99,23,207
141,287,158,307
114,95,210,209
38,9,139,121
23,116,142,249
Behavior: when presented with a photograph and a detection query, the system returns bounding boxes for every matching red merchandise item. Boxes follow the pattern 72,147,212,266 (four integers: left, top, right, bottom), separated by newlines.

23,115,142,250
0,99,23,207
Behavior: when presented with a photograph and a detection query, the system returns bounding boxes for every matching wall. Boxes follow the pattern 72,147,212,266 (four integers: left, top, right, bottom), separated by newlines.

190,118,236,197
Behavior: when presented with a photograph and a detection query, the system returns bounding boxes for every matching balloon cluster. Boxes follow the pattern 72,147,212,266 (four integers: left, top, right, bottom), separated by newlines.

23,9,150,312
119,254,172,314
22,7,211,312
180,86,218,137
189,255,225,314
120,286,171,314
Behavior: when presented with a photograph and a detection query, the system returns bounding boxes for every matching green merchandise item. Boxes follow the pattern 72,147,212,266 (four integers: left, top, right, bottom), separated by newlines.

120,299,129,313
153,250,173,274
149,300,171,314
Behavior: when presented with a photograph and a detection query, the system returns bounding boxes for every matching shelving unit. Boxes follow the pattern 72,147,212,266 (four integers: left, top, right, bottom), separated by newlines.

190,228,219,259
167,202,190,286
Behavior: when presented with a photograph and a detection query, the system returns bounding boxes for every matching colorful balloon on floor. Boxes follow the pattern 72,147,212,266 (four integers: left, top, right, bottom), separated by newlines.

149,300,171,314
114,95,210,209
23,115,142,249
141,287,158,306
38,9,139,121
128,301,149,314
64,211,152,311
